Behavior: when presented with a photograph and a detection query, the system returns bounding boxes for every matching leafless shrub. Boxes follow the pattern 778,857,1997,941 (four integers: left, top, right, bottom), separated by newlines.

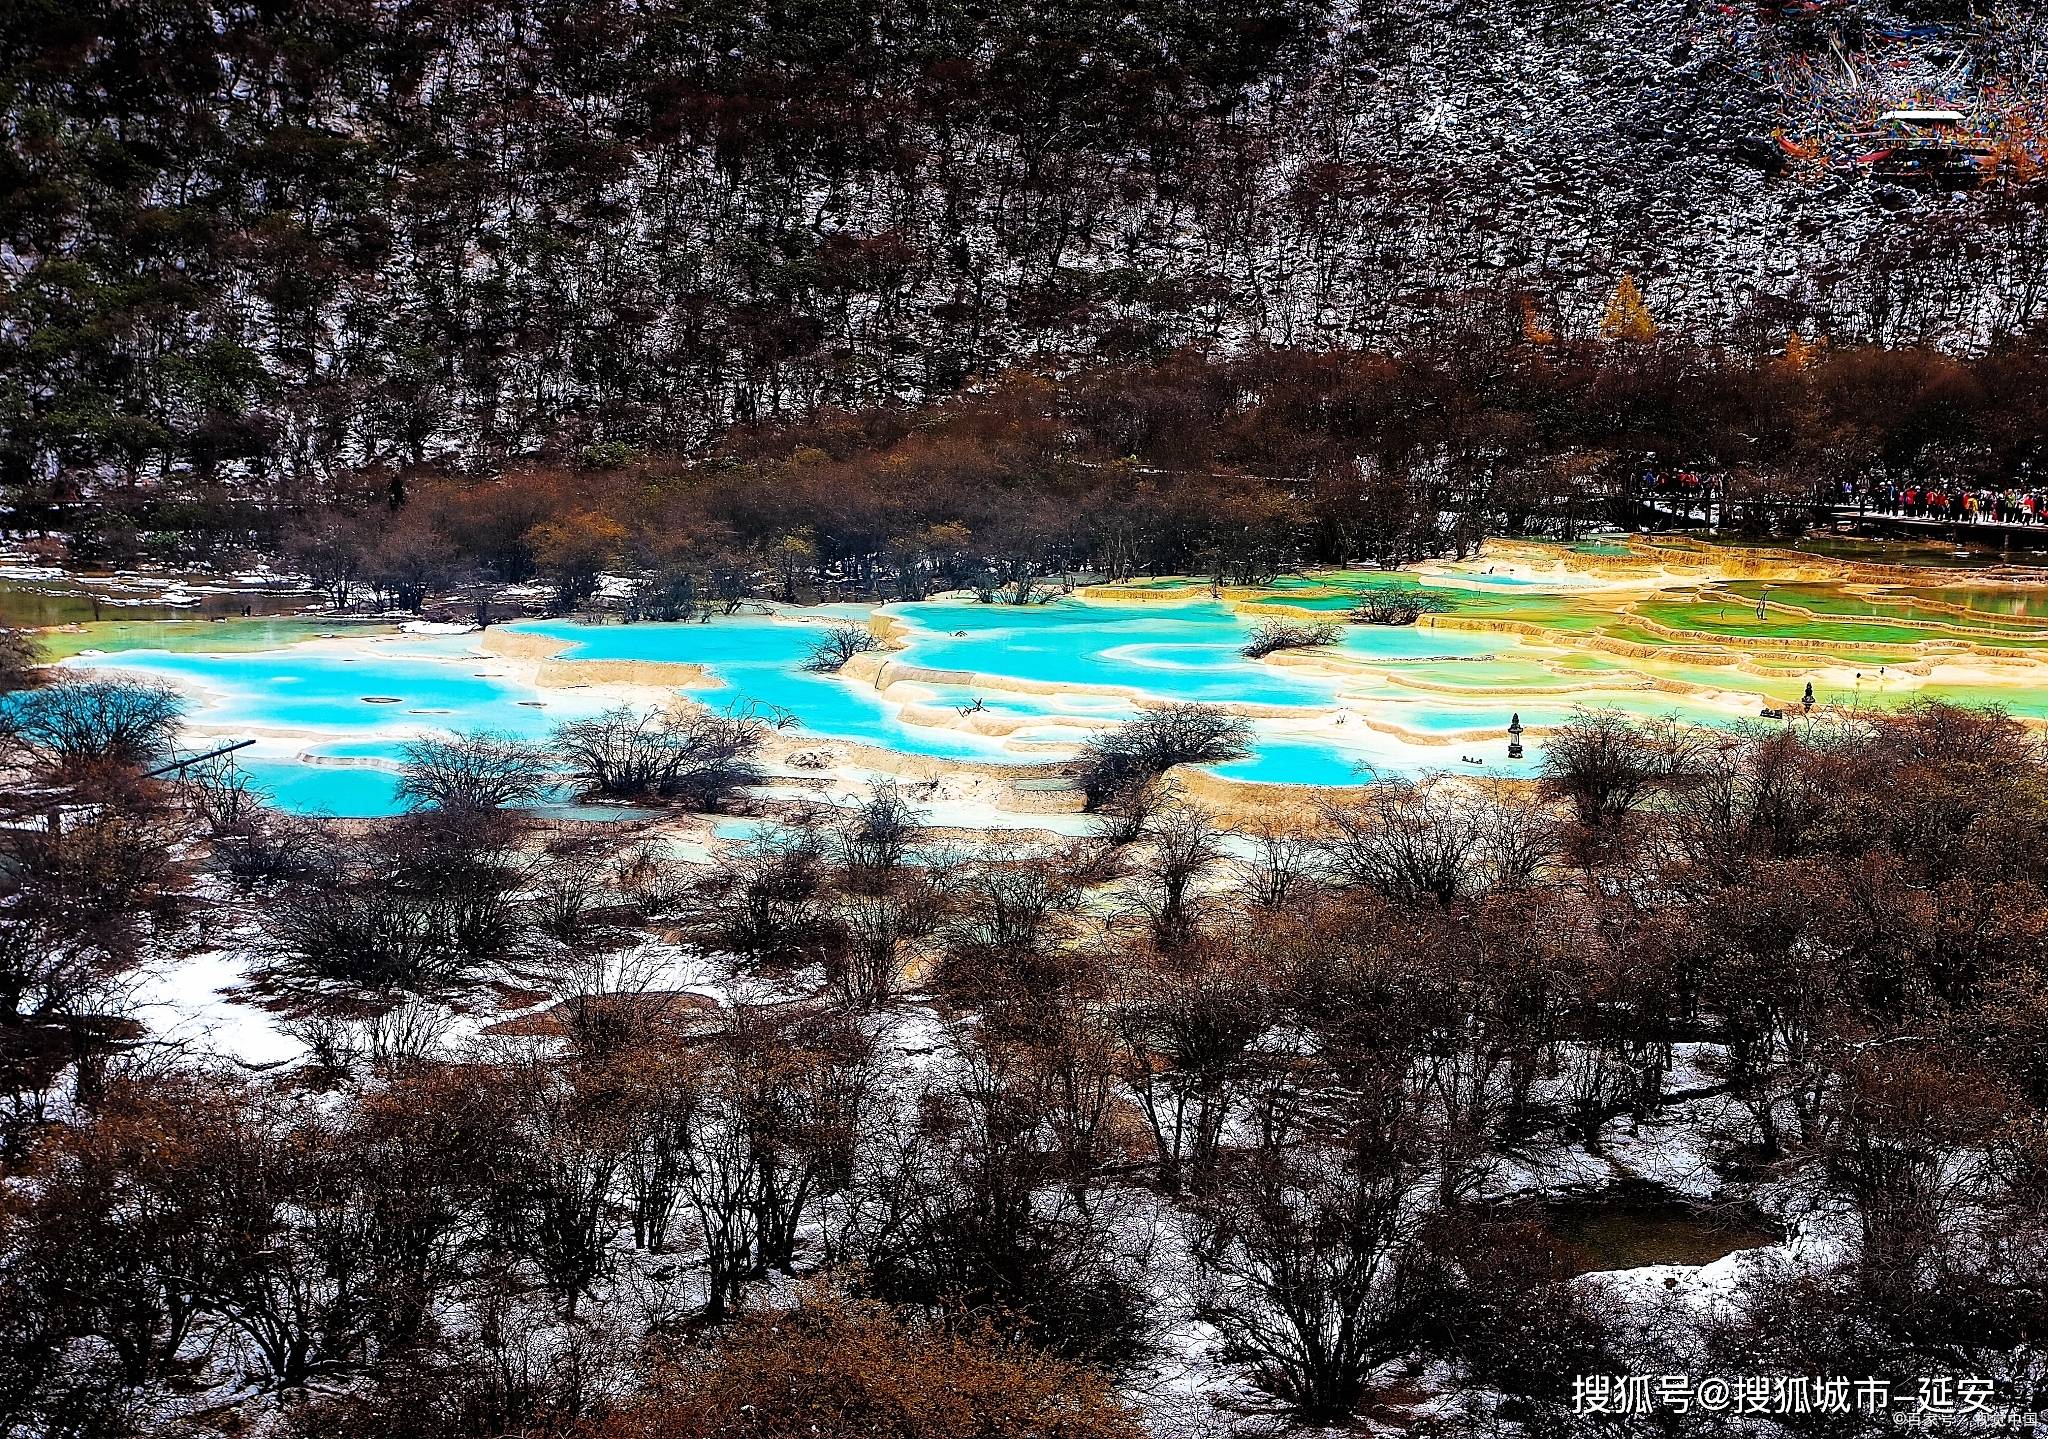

1241,619,1340,658
1230,818,1326,911
1319,777,1556,906
529,839,620,947
1076,703,1251,811
3,675,184,773
1086,773,1166,850
821,853,952,1011
556,704,765,809
1112,932,1276,1191
1193,1142,1427,1422
802,622,883,673
183,754,264,835
837,781,923,883
1540,710,1704,829
1348,587,1453,625
687,831,831,973
209,803,327,882
396,730,552,812
1133,801,1225,950
0,808,180,1025
285,998,453,1078
265,811,533,993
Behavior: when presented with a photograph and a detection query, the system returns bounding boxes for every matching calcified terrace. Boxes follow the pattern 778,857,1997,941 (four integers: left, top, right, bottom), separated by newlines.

51,536,2048,823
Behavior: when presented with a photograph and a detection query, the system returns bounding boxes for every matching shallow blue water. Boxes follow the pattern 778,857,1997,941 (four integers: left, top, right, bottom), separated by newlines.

892,600,1334,707
1209,739,1381,786
70,636,607,818
521,613,1015,760
237,755,409,817
232,753,657,821
56,599,1723,814
79,637,576,738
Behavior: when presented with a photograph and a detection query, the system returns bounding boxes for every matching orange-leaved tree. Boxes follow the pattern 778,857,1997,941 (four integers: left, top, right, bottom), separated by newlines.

1783,331,1827,369
527,509,627,613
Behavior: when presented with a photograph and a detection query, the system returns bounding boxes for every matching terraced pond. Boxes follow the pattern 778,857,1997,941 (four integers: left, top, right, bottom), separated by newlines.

50,540,2048,816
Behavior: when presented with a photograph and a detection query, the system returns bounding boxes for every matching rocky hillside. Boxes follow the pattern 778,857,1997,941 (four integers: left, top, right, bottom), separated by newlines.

1322,0,2048,345
4,0,2046,485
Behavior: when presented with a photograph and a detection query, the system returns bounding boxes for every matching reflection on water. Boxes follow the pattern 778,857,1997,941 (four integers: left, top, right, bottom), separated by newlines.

1541,1189,1782,1275
0,579,311,628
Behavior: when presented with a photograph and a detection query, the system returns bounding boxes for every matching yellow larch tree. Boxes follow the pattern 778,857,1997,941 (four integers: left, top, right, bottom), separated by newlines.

1601,274,1659,343
1783,331,1827,369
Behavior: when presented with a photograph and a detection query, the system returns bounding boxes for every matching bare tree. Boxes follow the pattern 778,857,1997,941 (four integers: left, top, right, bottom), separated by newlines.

1241,620,1340,658
1540,711,1702,830
1076,704,1251,811
555,704,765,809
1132,800,1225,950
1230,818,1325,911
1318,778,1494,907
395,730,552,812
802,622,883,673
1192,1138,1430,1421
1113,934,1276,1192
836,781,923,884
3,675,183,774
1349,588,1453,625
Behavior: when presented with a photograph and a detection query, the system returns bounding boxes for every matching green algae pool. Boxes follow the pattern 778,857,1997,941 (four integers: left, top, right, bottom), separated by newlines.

1715,580,2048,632
0,578,315,630
39,617,390,661
1658,533,2048,570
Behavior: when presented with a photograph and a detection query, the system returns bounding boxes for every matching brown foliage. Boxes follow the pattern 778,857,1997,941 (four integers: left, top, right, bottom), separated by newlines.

601,1290,1143,1439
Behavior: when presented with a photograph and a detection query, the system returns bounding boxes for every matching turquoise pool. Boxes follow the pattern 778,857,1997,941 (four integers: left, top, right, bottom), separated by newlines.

70,635,615,818
58,598,1750,814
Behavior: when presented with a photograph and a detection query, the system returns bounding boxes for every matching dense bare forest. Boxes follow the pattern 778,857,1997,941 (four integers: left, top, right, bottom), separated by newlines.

3,641,2045,1435
14,342,2048,605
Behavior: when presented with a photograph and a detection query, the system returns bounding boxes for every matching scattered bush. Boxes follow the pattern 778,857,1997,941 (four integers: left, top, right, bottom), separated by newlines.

1241,619,1340,658
12,693,2048,1435
396,730,552,812
0,807,181,1023
1348,587,1453,625
2,675,184,773
1075,703,1251,810
1539,709,1702,829
803,622,884,673
265,811,532,992
555,705,765,809
838,781,924,880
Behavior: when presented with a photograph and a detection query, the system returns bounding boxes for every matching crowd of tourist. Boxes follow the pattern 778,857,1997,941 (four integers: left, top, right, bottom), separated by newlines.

1854,484,2047,524
1637,470,2048,527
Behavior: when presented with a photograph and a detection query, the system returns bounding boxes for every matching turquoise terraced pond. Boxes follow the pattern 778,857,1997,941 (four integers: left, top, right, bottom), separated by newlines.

75,635,615,817
46,538,2048,817
55,590,1839,816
